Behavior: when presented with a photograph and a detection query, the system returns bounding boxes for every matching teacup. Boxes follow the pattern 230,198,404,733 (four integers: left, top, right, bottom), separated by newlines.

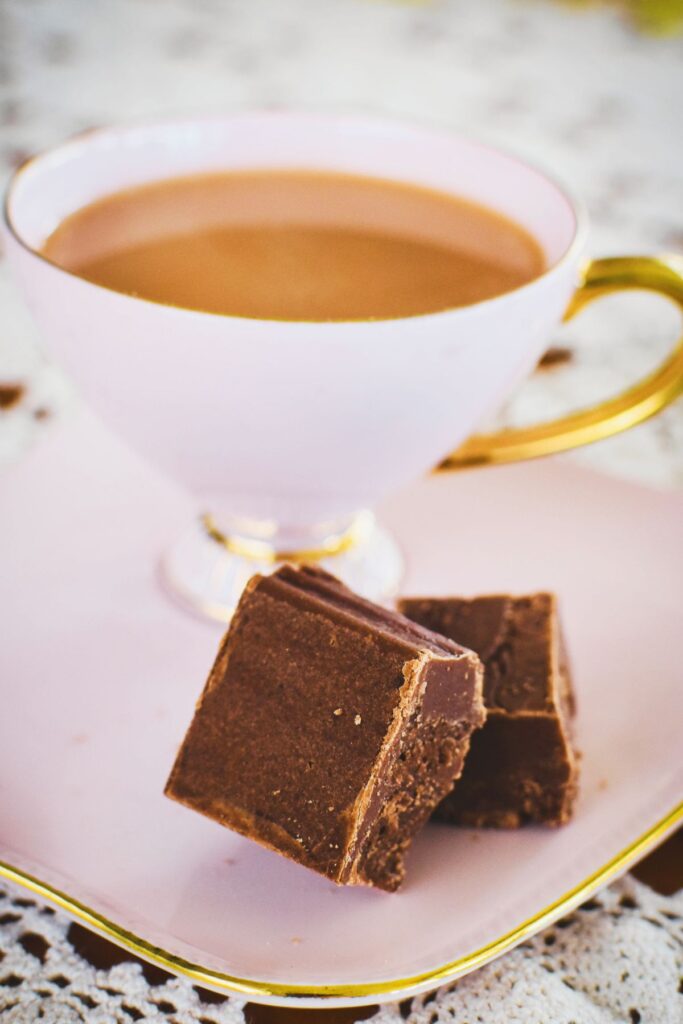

4,113,682,619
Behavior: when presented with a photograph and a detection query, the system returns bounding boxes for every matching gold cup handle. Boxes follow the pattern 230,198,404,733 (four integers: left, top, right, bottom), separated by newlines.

438,255,683,471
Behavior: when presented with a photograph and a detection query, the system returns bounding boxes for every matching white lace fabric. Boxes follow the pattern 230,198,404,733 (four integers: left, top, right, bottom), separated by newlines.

0,876,681,1023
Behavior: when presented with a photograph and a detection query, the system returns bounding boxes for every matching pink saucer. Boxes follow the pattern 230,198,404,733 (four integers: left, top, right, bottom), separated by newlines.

1,410,681,1008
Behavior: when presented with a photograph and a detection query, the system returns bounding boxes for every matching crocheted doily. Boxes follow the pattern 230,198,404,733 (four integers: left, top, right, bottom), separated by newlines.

0,875,681,1023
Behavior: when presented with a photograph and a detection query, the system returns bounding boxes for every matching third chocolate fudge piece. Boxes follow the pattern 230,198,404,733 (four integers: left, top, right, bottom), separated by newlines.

399,594,578,827
166,565,485,891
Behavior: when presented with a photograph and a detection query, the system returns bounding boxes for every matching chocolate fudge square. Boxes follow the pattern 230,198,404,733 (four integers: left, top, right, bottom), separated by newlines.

399,594,578,828
166,566,485,891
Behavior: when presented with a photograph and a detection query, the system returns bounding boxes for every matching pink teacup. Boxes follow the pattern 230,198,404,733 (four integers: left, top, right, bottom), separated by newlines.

4,113,682,618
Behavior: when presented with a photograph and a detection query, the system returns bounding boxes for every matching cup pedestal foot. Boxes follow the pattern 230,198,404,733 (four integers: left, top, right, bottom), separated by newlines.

160,512,404,624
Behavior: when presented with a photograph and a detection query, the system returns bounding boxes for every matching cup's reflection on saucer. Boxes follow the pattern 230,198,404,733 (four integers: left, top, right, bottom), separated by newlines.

163,510,403,623
4,113,682,620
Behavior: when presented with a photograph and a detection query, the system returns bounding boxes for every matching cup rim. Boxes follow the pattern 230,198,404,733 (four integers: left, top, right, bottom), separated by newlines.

2,110,589,325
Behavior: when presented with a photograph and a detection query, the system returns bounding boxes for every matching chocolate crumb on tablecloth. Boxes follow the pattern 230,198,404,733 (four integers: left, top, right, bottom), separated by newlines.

0,382,25,410
536,346,573,370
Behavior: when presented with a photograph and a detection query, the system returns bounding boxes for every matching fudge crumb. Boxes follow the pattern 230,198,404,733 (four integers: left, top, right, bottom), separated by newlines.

0,383,25,411
32,406,52,421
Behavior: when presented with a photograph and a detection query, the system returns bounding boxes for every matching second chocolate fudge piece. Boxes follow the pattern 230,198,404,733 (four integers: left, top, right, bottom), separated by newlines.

166,565,485,891
399,594,578,828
